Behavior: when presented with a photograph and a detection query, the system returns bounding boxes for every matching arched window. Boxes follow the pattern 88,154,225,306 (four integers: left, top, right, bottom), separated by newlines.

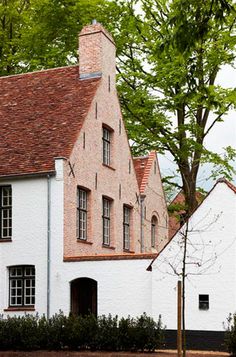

151,216,158,248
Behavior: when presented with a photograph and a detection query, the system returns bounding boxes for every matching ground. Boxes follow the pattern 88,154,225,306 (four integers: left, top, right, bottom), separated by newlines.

0,351,230,357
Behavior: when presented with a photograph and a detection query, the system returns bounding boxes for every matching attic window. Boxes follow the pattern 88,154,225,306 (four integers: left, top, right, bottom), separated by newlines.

151,216,158,248
102,127,111,166
199,294,209,310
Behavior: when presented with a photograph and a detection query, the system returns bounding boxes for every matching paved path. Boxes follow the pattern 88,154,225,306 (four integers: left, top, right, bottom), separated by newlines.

0,351,230,357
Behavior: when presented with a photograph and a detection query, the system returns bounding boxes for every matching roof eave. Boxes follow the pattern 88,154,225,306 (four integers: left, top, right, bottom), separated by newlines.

0,170,56,181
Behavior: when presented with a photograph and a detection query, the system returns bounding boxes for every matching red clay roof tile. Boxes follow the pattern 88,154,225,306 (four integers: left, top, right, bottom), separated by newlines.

0,66,100,177
133,151,156,193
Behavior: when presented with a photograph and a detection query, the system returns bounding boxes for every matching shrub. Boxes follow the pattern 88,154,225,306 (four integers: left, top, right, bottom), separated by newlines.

96,314,119,350
118,315,136,351
133,313,164,352
225,313,236,356
0,312,164,352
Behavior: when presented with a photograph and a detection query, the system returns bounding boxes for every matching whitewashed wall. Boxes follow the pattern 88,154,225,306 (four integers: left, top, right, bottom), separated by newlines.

0,162,154,320
0,177,48,316
152,181,236,331
50,258,153,318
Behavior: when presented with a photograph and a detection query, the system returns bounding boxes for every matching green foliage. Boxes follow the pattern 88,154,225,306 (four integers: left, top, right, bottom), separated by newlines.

0,312,164,351
0,0,108,75
104,0,236,212
1,0,235,207
225,313,236,356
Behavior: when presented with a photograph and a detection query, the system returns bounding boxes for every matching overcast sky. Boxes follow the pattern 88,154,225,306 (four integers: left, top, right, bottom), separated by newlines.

158,64,236,191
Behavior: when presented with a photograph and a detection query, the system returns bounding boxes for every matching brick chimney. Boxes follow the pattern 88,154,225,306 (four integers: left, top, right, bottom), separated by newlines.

78,21,116,86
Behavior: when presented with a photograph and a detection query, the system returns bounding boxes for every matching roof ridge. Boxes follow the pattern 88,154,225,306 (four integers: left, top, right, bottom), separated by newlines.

0,64,80,80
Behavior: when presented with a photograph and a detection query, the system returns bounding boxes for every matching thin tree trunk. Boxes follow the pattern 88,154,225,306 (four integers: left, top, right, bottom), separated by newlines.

182,218,189,357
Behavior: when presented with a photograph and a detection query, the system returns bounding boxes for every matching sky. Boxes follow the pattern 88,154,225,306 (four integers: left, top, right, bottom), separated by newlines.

158,64,236,192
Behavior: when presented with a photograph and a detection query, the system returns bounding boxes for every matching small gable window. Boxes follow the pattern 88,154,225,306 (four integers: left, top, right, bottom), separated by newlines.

102,127,111,166
199,294,209,310
0,186,12,239
77,188,88,240
151,216,157,248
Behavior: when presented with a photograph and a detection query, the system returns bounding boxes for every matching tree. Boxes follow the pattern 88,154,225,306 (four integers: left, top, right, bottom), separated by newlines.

104,0,236,215
0,0,107,75
102,1,236,355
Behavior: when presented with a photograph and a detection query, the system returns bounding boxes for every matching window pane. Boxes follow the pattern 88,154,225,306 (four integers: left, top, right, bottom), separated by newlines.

103,128,111,165
9,266,35,307
77,188,88,240
2,187,12,207
1,186,12,239
199,294,209,310
123,206,131,250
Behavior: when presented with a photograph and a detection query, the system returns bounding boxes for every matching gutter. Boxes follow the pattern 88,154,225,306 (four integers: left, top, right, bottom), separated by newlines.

0,171,55,181
140,194,146,253
47,175,51,319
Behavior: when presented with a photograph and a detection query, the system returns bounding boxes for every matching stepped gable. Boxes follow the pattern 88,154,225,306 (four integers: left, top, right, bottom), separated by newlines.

0,65,100,178
133,151,156,193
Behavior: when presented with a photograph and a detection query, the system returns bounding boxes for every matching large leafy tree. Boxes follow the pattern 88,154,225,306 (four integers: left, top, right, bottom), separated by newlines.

103,2,236,354
0,0,107,75
105,0,236,214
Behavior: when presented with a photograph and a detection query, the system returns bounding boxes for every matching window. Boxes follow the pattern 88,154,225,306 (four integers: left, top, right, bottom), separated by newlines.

103,198,111,245
0,186,12,239
77,188,88,240
151,216,157,248
123,206,131,250
199,294,209,310
9,266,35,307
102,127,111,165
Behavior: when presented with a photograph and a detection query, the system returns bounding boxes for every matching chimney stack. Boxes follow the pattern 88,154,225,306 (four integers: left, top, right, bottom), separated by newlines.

78,22,116,84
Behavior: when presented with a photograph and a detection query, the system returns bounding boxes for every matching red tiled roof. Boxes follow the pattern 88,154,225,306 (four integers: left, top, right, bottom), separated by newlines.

0,66,100,177
133,157,148,189
133,151,156,193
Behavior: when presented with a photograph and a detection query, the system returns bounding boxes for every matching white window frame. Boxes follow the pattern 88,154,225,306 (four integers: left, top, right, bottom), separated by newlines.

0,186,12,239
123,206,131,251
77,188,88,240
102,127,111,166
102,198,111,245
9,266,35,307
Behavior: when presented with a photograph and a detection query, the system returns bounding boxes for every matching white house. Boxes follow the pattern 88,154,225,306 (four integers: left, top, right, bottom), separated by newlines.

149,178,236,349
0,22,169,319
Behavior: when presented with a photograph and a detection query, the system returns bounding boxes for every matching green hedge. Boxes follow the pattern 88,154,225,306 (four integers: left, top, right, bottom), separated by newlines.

225,313,236,356
0,312,164,352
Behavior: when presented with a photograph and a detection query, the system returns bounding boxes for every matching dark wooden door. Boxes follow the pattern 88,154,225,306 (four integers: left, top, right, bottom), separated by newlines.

71,278,97,317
